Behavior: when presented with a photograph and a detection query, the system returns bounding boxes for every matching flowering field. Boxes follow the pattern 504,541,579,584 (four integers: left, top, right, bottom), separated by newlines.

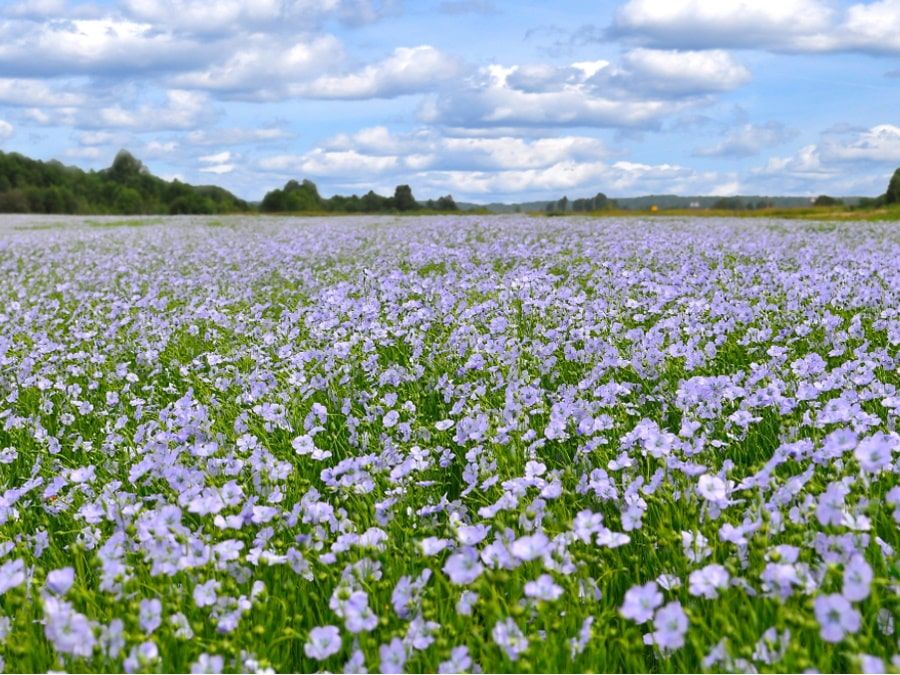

0,214,898,674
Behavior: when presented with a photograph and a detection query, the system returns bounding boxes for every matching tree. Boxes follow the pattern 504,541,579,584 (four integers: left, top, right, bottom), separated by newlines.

107,150,146,184
392,184,417,211
886,168,900,204
814,195,842,206
435,195,457,211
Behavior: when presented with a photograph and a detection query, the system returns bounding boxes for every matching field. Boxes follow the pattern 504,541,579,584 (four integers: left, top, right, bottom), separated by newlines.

0,214,898,674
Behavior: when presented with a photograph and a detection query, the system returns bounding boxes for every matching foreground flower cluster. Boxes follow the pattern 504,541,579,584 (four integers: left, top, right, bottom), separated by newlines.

0,214,897,673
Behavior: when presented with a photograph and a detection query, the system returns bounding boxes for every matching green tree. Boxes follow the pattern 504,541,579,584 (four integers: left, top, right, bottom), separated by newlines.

435,195,457,211
392,185,417,211
814,195,842,206
886,168,900,204
107,150,146,184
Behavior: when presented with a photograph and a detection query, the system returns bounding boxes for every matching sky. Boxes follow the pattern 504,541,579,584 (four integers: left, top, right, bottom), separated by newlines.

0,0,898,203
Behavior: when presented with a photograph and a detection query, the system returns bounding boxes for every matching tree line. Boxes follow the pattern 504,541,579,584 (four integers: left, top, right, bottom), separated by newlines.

1,148,898,216
0,150,459,215
0,150,249,215
259,180,458,213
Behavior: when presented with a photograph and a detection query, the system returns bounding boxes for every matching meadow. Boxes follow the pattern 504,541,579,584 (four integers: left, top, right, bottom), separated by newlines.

0,214,897,674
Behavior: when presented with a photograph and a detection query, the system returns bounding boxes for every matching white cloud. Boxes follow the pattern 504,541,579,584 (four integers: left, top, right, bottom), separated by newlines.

143,140,179,156
694,121,796,158
0,119,13,140
121,0,392,33
199,163,235,174
96,90,214,131
613,0,832,49
320,126,609,171
200,151,232,163
821,124,900,163
171,35,344,100
3,0,67,19
256,125,728,200
0,78,84,107
612,0,900,54
260,150,399,176
601,49,751,96
295,46,463,99
0,18,207,76
751,124,900,194
415,160,725,199
421,53,734,129
835,1,900,54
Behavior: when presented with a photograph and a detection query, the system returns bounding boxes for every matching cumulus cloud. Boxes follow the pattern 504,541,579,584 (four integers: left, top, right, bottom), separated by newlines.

0,119,13,140
751,124,900,193
611,0,900,54
694,122,797,158
295,46,464,99
422,49,749,130
200,163,235,175
121,0,394,33
0,18,209,77
200,151,232,164
0,79,84,107
170,35,344,100
256,125,729,200
3,0,68,19
591,49,751,97
143,140,178,156
820,124,900,163
95,90,215,131
172,42,461,102
318,126,608,171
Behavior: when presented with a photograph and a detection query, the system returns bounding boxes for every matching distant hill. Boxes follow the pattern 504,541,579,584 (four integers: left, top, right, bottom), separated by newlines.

458,194,868,213
0,150,249,215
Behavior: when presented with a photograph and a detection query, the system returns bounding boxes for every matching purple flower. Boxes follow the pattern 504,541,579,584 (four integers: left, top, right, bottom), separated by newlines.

815,594,861,643
510,532,549,561
456,590,478,615
383,410,400,428
191,653,224,674
492,617,528,661
697,474,728,506
305,625,342,661
854,433,894,473
524,574,563,601
379,637,407,674
842,556,873,602
620,581,663,624
194,579,220,608
43,595,96,657
644,601,689,652
688,564,730,599
124,641,159,673
439,646,473,674
46,567,75,595
139,598,162,634
0,559,25,595
443,547,483,585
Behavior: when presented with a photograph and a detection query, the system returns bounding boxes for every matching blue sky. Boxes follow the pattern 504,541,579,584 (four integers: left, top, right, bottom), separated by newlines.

0,0,898,202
